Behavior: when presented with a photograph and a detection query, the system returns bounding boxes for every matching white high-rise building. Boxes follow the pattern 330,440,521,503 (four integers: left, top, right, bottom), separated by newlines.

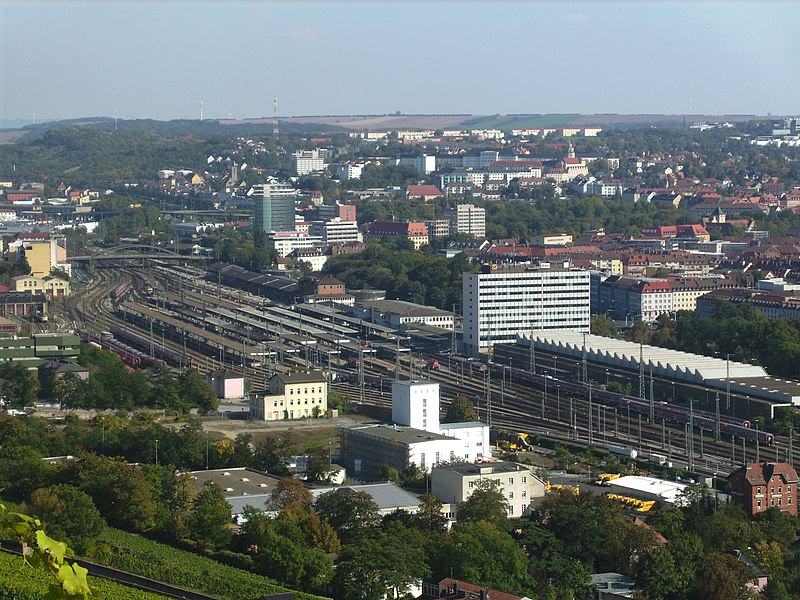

450,203,486,238
392,380,440,432
463,263,591,356
292,150,326,176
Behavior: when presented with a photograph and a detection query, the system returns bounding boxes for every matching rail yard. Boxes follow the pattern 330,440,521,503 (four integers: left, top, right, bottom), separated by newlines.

63,260,800,479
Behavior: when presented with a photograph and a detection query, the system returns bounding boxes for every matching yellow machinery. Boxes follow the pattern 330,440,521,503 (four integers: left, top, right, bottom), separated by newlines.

606,493,656,512
595,473,622,486
496,431,533,452
545,481,580,495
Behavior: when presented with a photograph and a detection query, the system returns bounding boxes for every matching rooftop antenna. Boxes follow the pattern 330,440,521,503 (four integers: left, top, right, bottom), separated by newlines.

200,100,204,122
273,97,279,138
114,107,118,131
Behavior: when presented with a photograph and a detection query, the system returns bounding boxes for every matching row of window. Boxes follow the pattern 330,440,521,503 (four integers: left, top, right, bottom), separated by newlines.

288,386,325,395
468,475,529,488
756,485,792,495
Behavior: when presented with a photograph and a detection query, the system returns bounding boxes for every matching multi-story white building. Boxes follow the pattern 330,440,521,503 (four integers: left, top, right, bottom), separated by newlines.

426,219,451,239
341,380,490,479
449,203,486,238
463,263,591,356
308,218,362,245
329,160,372,180
396,154,436,174
291,150,326,176
268,232,324,257
431,461,546,518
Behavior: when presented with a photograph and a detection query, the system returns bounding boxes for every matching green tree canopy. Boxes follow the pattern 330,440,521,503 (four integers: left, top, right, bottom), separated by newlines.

456,478,509,527
443,395,479,423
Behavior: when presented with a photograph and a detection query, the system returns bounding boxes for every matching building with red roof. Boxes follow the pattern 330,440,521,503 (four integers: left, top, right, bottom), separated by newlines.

406,185,442,200
729,462,798,517
366,221,429,249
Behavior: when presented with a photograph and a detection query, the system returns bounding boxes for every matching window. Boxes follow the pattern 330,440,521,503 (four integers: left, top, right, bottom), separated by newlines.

420,453,426,467
508,492,514,499
468,481,474,489
757,487,762,495
522,491,527,498
435,452,440,464
789,497,793,505
779,486,782,494
521,504,527,514
508,477,514,485
522,476,527,484
757,499,762,509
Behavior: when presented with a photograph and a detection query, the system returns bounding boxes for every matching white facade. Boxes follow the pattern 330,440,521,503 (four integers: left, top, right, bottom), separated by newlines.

397,154,436,174
438,422,490,461
292,150,326,176
392,380,440,431
463,264,591,356
450,204,486,238
308,219,362,245
269,233,324,257
431,461,546,518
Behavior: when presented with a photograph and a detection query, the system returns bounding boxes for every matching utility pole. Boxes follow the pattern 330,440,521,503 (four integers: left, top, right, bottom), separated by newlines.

582,332,588,384
395,336,400,380
588,383,593,445
358,346,365,404
715,392,721,441
687,399,695,471
484,365,492,427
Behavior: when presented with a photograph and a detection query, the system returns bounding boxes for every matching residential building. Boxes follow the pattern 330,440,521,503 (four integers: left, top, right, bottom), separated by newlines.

365,221,429,249
449,204,485,238
330,160,372,180
426,219,450,239
462,263,591,356
250,371,328,421
696,288,800,321
531,233,573,247
431,461,546,518
318,202,357,222
397,154,436,174
291,149,326,176
292,248,328,272
423,579,533,600
729,461,798,517
407,184,443,200
250,182,296,233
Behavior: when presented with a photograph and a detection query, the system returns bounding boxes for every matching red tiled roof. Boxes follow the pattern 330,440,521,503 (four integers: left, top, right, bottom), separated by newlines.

730,462,799,486
406,185,442,197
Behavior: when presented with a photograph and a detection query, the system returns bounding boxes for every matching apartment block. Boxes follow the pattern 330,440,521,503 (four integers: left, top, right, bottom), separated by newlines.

449,204,486,238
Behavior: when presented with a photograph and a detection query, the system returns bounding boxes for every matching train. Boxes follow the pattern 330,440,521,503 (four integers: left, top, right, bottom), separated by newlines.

485,360,775,446
109,283,131,301
90,333,167,369
109,324,193,368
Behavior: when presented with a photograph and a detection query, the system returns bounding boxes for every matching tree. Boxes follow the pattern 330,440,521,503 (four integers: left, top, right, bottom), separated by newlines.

416,493,449,532
691,552,753,600
456,478,509,526
178,368,219,414
270,476,312,514
253,437,290,475
0,362,40,407
187,480,232,549
443,395,479,423
433,521,532,595
334,522,430,600
26,485,106,554
591,315,618,339
634,546,681,600
74,454,157,533
315,489,380,541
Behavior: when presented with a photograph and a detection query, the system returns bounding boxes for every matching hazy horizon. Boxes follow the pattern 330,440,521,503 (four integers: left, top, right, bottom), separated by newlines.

2,1,798,123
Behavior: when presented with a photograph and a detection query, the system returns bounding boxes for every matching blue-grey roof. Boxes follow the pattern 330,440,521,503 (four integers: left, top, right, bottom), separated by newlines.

311,482,420,511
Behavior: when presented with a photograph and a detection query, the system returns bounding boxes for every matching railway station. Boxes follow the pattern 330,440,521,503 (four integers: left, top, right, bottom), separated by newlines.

493,331,800,420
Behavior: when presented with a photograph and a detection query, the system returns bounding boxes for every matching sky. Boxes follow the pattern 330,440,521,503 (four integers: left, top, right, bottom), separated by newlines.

1,1,799,122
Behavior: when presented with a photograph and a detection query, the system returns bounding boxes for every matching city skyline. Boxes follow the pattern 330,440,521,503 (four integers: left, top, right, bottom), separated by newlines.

1,1,799,123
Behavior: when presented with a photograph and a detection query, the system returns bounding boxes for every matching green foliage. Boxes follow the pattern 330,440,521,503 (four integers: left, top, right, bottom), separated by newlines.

0,502,96,599
456,478,509,527
591,315,618,339
0,362,40,407
443,395,479,423
333,521,430,600
315,489,380,541
26,485,105,554
323,240,476,309
92,527,327,600
186,481,232,549
432,521,533,596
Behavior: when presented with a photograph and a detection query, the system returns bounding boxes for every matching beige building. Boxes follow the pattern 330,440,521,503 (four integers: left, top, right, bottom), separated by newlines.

531,233,573,247
431,461,546,518
250,371,328,421
15,237,71,279
449,203,486,238
11,275,70,297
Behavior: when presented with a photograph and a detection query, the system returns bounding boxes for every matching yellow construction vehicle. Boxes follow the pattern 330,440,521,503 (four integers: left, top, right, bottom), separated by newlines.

595,473,622,486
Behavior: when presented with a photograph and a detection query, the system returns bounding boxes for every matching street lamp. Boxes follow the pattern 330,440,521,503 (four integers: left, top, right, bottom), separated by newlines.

671,382,675,403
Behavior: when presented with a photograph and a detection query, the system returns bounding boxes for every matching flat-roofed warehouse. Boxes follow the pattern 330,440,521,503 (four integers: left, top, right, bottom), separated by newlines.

492,331,800,419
